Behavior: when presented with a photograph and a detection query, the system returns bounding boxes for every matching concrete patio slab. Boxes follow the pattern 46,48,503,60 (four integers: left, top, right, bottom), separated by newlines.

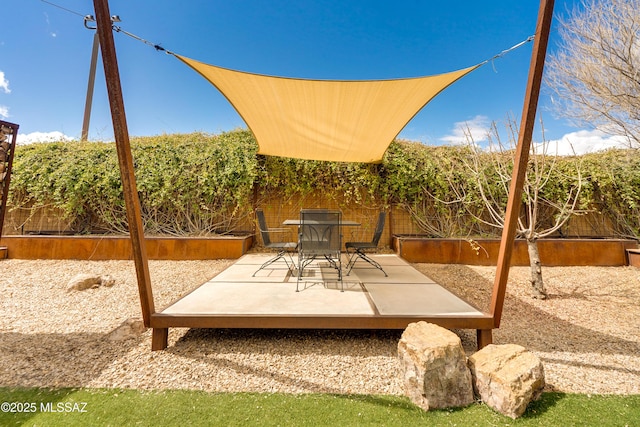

160,253,483,318
365,283,482,316
163,280,373,315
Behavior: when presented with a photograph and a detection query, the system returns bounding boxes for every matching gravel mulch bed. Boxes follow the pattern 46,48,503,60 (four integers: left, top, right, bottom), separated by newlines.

1,259,638,395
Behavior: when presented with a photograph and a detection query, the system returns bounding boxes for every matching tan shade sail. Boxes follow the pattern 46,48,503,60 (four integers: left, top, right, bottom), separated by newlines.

177,55,478,163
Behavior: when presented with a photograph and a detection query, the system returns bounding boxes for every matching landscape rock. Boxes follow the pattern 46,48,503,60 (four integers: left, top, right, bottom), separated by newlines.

398,321,474,410
468,344,545,419
67,274,102,291
100,274,116,287
107,318,147,341
67,274,115,291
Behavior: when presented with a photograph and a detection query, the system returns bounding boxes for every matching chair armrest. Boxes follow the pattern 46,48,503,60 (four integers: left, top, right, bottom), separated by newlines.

267,227,291,233
267,227,295,242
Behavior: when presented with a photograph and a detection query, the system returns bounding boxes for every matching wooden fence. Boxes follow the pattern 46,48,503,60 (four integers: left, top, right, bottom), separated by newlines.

2,191,622,242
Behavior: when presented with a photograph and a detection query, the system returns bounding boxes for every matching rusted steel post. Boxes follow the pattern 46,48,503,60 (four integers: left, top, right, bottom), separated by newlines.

477,329,493,350
93,0,155,325
490,0,555,327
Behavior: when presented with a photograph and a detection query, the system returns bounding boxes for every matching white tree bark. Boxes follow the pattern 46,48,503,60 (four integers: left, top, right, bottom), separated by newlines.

526,237,546,299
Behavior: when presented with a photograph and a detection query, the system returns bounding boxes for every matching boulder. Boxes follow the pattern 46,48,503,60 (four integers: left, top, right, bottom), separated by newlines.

468,344,545,419
107,318,147,341
398,322,474,410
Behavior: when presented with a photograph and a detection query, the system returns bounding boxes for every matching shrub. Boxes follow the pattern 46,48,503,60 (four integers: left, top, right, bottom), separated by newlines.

8,130,640,238
10,131,258,235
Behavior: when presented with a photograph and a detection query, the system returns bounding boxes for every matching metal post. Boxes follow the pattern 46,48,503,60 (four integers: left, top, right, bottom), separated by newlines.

81,32,100,141
490,0,555,327
93,0,156,325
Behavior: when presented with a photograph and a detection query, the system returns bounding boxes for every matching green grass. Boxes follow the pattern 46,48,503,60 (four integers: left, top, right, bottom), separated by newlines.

1,388,638,426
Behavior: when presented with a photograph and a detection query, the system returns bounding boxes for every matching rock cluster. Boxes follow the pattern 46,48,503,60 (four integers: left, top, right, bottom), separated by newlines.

398,322,545,418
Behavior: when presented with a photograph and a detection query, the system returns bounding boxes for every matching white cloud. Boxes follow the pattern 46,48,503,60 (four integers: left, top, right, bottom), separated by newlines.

439,115,490,145
543,129,631,155
16,131,74,145
0,71,9,93
439,115,632,156
0,71,10,118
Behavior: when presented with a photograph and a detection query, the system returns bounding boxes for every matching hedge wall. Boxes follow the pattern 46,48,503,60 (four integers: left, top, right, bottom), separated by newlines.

7,129,640,238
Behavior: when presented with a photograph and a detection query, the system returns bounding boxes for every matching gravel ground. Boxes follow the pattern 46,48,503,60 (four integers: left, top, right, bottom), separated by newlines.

1,258,638,395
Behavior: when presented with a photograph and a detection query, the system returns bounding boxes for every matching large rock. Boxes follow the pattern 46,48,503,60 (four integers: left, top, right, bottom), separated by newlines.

398,322,474,410
468,344,545,419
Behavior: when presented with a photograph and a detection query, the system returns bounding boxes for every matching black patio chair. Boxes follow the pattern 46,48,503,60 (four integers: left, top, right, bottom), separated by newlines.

345,211,387,276
253,209,297,277
296,209,343,292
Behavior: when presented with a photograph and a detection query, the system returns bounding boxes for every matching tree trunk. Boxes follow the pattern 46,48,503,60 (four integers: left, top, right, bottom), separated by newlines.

527,238,547,299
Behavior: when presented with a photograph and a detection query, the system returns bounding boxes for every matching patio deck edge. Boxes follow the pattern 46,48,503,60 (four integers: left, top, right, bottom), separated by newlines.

150,312,495,330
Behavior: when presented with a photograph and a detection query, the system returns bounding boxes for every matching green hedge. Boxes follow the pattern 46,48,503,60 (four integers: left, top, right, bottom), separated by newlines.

8,130,640,238
578,149,640,237
10,131,258,235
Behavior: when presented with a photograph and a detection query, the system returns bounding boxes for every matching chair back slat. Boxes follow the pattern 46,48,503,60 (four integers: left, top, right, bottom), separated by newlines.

255,209,272,246
299,209,341,256
371,212,386,245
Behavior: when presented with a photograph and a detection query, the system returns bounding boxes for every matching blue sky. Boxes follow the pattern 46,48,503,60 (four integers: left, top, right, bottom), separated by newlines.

1,0,626,153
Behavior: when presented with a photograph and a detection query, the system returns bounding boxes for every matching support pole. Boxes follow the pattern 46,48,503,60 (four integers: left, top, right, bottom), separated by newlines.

477,329,493,350
93,0,155,326
490,0,555,327
151,328,169,351
81,32,100,141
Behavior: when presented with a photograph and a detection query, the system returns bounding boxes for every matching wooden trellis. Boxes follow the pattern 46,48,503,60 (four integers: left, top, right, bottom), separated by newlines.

0,120,19,246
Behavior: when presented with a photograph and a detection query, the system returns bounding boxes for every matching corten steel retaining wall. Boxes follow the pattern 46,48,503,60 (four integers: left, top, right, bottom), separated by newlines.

1,234,636,265
393,236,638,266
627,249,640,267
0,235,253,260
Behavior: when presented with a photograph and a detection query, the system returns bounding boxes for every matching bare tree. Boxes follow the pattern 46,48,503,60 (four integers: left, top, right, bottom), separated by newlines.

545,0,640,148
461,119,586,299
